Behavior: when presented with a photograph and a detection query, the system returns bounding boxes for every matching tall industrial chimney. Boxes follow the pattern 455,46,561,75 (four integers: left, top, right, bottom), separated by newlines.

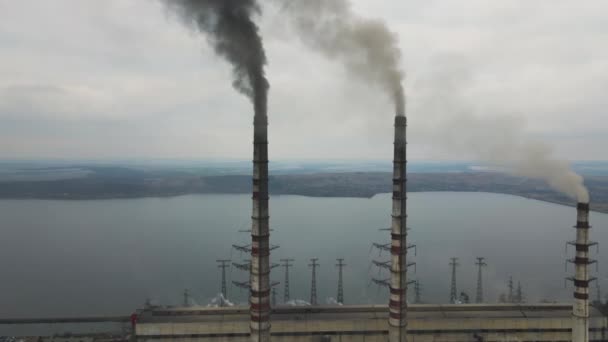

571,202,593,342
250,114,271,342
389,115,408,342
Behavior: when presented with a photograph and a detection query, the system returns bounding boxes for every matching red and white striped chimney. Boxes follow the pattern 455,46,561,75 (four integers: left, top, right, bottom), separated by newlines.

572,202,592,342
389,114,408,342
250,114,271,342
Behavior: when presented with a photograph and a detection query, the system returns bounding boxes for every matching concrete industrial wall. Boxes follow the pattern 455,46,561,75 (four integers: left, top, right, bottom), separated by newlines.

135,305,608,342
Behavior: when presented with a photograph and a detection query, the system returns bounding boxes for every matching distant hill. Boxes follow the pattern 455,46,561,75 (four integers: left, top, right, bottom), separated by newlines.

0,163,607,213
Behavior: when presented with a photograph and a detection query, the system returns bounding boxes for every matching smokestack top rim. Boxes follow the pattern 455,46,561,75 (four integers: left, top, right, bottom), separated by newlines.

577,202,590,211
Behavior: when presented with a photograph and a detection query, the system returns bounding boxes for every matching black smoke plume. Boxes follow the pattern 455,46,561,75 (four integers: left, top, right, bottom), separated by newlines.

275,0,405,116
162,0,269,116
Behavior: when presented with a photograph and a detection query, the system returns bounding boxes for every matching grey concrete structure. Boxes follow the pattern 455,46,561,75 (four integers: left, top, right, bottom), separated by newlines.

571,202,595,342
390,113,408,342
134,304,608,342
251,106,271,341
475,257,487,304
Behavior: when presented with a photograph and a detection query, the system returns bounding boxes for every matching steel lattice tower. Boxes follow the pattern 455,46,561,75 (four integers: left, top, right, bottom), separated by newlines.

216,259,231,298
414,280,421,304
183,289,190,307
280,258,295,303
449,257,459,303
515,281,523,303
269,281,280,307
475,257,487,303
271,286,277,307
309,258,319,305
336,258,346,304
507,276,514,303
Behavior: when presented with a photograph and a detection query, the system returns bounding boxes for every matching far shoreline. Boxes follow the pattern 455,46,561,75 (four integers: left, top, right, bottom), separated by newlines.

0,190,604,214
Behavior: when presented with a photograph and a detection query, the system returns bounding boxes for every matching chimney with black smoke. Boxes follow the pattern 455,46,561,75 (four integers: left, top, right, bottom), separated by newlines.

390,113,408,342
161,1,271,341
274,2,409,340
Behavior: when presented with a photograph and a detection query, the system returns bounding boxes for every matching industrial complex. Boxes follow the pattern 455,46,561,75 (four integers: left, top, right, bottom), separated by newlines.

130,106,600,342
134,304,608,342
1,94,604,342
1,75,603,342
0,2,603,342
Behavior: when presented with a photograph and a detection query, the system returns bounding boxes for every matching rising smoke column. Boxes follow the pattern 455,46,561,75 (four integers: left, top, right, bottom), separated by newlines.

274,2,409,341
161,1,272,341
276,0,405,115
445,114,589,202
163,0,269,114
415,60,589,202
276,1,589,203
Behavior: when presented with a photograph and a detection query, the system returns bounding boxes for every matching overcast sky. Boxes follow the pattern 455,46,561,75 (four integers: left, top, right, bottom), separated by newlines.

0,0,606,161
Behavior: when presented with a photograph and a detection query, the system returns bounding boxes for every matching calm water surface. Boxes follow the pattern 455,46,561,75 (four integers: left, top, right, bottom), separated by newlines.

0,192,606,334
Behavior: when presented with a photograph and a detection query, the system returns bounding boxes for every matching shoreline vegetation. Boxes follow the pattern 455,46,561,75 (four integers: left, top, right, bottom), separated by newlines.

0,167,607,213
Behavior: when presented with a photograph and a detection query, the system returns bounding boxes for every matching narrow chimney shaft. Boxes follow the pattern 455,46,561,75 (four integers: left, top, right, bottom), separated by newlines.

250,115,271,342
572,202,591,342
389,115,408,342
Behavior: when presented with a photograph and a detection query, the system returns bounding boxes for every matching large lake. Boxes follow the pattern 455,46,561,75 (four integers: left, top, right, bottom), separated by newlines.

0,192,606,334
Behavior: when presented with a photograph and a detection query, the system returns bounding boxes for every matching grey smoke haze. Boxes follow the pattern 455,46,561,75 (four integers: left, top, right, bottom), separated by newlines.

275,1,588,201
275,0,405,115
162,0,269,116
438,114,589,202
413,59,589,202
1,1,607,160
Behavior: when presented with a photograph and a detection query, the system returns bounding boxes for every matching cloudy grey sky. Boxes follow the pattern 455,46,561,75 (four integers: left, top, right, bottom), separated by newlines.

0,0,606,161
